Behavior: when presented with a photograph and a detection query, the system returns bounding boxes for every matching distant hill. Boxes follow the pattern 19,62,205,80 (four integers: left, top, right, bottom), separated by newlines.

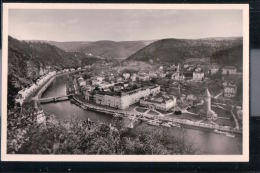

44,40,155,59
44,41,92,52
127,38,243,67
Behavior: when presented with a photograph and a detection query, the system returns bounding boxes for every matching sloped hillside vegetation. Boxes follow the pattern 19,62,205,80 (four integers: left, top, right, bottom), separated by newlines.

211,44,243,70
8,36,101,108
127,38,242,66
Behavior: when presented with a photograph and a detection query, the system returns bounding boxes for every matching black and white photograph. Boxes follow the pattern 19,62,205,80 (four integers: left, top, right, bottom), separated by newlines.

1,3,249,161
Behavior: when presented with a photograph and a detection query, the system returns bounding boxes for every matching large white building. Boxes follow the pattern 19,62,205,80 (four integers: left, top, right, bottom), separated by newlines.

138,73,150,81
87,85,160,109
131,74,137,81
210,64,219,75
123,73,130,80
193,71,204,81
223,81,237,98
222,66,237,75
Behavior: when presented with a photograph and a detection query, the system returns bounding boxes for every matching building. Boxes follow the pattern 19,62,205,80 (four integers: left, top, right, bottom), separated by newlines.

91,79,102,86
107,75,115,81
98,81,115,89
140,94,176,111
130,73,137,81
183,64,189,68
237,108,243,120
113,84,124,92
84,65,91,69
193,71,204,81
138,73,150,81
210,64,219,75
169,64,177,71
171,64,184,81
96,76,105,82
222,66,237,75
171,72,179,80
223,81,237,98
183,71,192,80
123,73,130,80
81,85,92,93
77,76,84,82
88,85,160,109
85,91,92,101
149,72,157,79
116,77,123,82
79,81,86,87
186,94,197,105
172,74,185,81
77,77,86,87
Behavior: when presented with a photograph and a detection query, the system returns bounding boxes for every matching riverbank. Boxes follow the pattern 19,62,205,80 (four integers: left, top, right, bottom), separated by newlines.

29,70,85,103
70,95,242,135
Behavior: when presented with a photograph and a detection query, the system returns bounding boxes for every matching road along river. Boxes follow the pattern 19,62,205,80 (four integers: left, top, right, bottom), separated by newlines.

40,74,242,154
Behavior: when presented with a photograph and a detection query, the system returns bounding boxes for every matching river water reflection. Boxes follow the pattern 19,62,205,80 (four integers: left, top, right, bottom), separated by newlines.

41,75,242,154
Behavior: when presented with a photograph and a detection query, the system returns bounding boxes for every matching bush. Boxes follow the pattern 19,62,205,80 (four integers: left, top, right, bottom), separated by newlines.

8,108,195,154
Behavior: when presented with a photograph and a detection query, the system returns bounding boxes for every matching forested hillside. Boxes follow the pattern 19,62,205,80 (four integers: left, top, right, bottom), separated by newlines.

127,38,242,68
8,36,101,108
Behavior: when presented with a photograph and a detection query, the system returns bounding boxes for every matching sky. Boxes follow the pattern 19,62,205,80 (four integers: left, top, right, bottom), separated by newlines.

8,9,243,42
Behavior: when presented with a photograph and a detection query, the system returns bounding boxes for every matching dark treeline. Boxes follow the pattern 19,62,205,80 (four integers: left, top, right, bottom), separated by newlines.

8,105,195,155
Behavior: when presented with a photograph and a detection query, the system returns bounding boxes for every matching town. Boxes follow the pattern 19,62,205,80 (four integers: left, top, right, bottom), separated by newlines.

14,58,243,137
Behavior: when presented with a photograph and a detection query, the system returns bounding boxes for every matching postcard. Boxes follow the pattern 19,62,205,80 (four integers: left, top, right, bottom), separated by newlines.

1,3,249,162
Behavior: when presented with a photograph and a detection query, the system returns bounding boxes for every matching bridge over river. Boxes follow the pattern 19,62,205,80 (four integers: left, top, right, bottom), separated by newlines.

37,94,74,104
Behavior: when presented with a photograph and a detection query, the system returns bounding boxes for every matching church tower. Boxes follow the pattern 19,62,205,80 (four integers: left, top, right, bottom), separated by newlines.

177,64,180,73
205,88,211,113
204,88,218,120
176,63,180,80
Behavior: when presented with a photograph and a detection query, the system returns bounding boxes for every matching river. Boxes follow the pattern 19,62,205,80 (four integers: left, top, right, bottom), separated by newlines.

41,75,242,154
41,75,112,123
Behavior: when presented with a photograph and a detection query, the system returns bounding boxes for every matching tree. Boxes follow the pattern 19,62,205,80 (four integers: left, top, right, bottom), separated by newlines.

9,111,195,155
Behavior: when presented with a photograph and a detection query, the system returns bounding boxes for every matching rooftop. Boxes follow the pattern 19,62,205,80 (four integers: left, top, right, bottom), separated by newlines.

223,66,237,70
211,63,219,68
143,93,175,104
94,83,159,97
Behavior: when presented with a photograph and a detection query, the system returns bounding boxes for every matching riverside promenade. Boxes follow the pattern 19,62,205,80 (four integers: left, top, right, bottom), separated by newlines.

71,96,242,134
30,69,84,107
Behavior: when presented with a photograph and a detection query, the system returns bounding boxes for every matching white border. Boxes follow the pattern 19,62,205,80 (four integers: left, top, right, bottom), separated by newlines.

1,3,249,162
